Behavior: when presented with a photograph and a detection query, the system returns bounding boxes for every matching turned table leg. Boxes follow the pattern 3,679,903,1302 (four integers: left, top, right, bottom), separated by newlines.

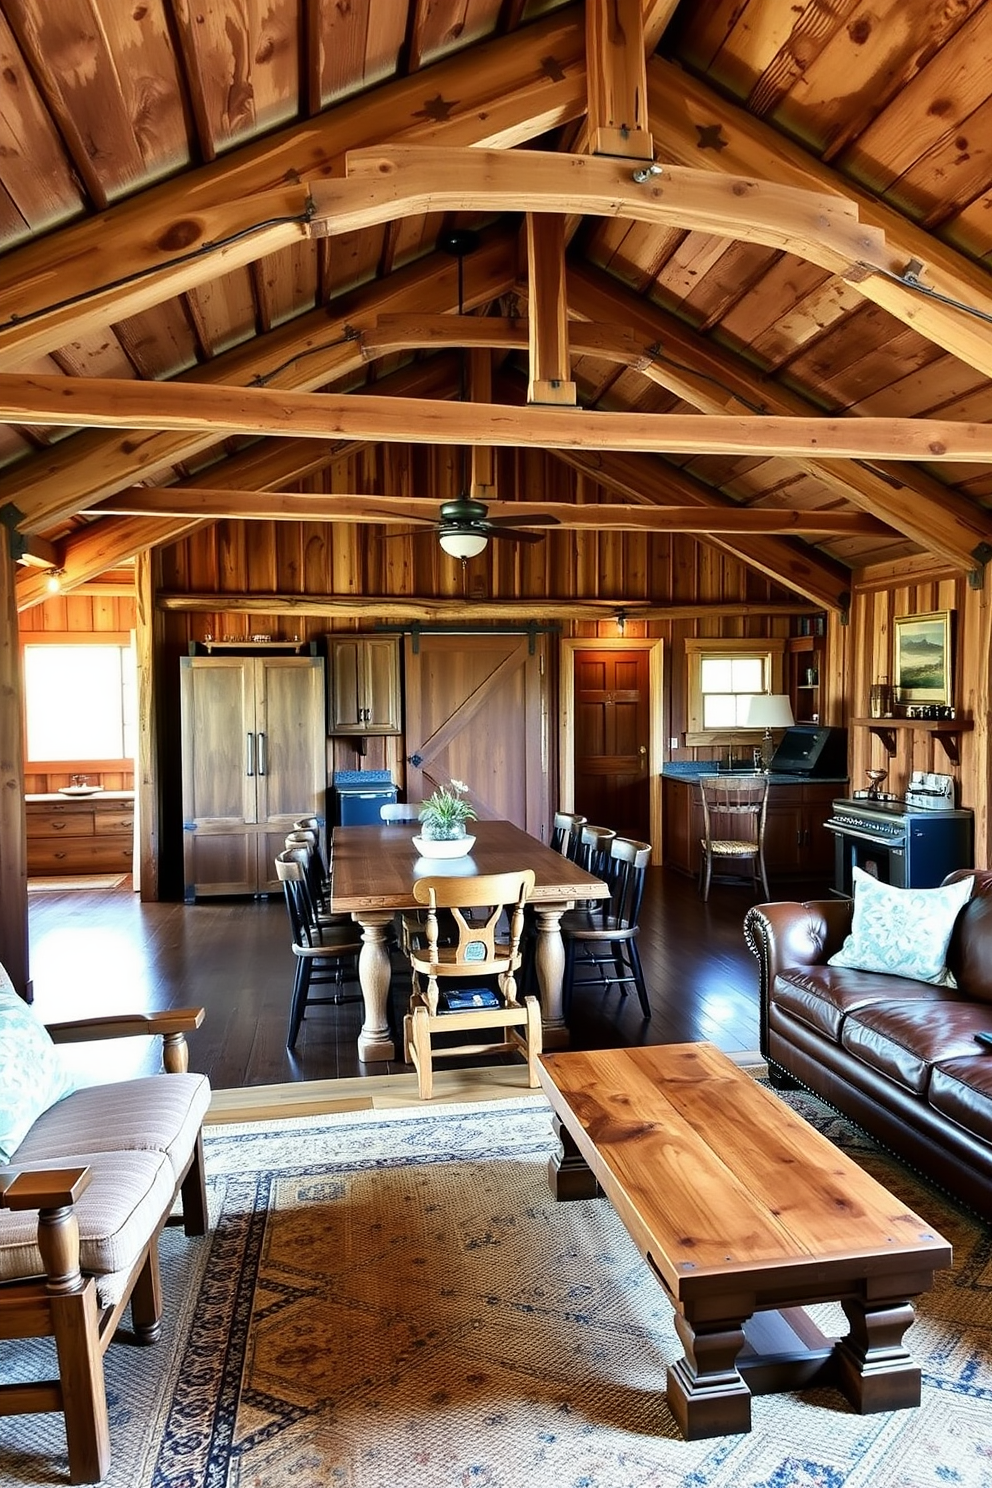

834,1297,921,1412
353,910,397,1063
667,1310,751,1439
533,903,569,1050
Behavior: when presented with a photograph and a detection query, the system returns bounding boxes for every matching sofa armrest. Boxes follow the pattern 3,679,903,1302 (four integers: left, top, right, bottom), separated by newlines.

46,1009,206,1074
743,900,853,1057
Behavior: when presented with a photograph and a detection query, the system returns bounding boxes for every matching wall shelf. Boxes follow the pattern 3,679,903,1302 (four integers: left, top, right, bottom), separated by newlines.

852,716,971,765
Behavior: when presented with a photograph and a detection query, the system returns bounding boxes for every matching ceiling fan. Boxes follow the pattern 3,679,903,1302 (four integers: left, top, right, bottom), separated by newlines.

417,495,560,559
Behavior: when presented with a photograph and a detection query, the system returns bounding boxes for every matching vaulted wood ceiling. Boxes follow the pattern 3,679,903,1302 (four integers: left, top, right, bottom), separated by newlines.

3,0,992,612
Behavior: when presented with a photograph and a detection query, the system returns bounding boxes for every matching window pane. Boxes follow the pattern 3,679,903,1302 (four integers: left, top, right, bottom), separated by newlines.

24,645,134,761
701,657,732,692
731,657,765,692
703,694,737,729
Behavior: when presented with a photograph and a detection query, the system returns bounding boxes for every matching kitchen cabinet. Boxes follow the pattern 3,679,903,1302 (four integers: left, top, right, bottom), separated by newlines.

25,792,134,876
327,635,401,735
180,656,326,900
662,776,841,882
787,635,823,725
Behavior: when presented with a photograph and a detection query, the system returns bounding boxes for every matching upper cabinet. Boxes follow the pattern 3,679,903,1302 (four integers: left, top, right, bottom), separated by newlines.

787,634,822,726
327,636,402,736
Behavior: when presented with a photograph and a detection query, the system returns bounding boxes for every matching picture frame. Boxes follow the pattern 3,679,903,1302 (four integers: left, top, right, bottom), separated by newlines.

893,611,952,705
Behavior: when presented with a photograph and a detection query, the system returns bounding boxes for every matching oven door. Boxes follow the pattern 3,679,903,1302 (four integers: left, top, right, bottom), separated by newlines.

827,821,907,895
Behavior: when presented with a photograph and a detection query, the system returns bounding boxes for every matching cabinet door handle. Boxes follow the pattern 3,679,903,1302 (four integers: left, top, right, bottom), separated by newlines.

257,732,266,776
246,732,255,777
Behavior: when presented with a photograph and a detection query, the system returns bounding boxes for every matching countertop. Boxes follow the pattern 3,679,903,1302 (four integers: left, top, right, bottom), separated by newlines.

25,790,135,803
661,763,849,787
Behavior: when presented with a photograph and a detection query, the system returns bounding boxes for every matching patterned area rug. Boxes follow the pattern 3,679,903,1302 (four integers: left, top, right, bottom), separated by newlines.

2,1088,991,1487
26,873,128,891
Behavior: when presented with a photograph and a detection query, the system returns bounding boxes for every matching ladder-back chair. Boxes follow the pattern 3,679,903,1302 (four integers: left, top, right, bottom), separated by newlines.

697,775,770,901
561,836,652,1022
274,852,363,1049
404,869,540,1100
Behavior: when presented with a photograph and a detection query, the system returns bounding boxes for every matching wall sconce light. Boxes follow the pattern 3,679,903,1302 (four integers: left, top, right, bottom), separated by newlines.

615,609,626,636
45,567,65,593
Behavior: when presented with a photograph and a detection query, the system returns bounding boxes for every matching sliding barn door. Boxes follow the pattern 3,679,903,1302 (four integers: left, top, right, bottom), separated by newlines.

403,635,550,837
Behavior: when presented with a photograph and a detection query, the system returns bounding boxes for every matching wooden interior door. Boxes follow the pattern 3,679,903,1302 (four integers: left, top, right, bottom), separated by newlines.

573,648,650,840
403,635,549,836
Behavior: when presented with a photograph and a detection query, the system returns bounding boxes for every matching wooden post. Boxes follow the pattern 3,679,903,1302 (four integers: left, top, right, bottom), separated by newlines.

526,215,576,406
0,518,30,998
135,548,160,902
586,0,654,161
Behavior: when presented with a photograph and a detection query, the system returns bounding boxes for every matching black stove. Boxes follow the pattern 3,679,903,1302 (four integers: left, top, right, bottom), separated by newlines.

825,794,973,894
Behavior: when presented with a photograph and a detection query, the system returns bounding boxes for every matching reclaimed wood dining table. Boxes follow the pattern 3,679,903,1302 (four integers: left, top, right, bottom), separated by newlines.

330,819,609,1063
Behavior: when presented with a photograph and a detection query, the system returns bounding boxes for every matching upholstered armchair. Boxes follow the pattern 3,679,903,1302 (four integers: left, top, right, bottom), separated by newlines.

0,964,211,1484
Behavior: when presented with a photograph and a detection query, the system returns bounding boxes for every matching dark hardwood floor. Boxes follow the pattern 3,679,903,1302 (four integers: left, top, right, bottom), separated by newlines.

26,867,828,1090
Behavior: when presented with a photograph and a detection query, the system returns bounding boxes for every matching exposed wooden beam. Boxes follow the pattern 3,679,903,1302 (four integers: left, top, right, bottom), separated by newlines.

586,0,653,161
526,215,576,405
554,447,853,610
157,592,818,622
4,373,992,470
0,238,516,532
14,535,57,568
94,487,890,535
15,516,206,610
306,146,890,277
0,10,587,371
565,265,992,577
647,56,992,387
0,520,29,998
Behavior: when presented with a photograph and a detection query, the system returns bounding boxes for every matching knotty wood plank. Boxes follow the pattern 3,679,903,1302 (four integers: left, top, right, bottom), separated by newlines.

0,10,81,240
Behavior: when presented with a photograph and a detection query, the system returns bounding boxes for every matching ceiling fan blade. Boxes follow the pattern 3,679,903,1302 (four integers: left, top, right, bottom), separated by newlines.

486,526,545,544
484,513,561,530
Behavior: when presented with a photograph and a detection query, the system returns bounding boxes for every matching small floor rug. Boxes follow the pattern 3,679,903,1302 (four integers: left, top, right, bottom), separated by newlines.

2,1089,991,1487
27,873,129,892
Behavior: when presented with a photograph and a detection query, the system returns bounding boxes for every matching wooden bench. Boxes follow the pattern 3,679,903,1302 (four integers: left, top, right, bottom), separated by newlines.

537,1042,952,1440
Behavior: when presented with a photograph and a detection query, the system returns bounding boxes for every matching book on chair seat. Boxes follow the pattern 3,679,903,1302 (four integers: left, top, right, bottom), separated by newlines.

439,987,503,1012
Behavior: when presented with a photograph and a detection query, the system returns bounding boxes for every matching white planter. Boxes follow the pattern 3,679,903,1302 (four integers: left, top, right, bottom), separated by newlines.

411,834,476,859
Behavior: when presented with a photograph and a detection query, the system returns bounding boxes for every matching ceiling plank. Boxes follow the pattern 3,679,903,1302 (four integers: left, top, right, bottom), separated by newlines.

0,9,588,371
647,55,992,386
92,488,890,534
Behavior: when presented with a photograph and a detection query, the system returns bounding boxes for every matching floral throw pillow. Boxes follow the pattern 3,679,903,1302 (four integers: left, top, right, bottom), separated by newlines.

827,867,974,986
0,965,74,1162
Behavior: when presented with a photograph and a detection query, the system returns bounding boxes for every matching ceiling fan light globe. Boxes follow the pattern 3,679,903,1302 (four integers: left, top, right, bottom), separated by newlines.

439,530,488,559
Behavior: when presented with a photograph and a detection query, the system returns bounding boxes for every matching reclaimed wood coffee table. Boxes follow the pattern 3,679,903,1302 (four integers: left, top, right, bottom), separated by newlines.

537,1043,952,1439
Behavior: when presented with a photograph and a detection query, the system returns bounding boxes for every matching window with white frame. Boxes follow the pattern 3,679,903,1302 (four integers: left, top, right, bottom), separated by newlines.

684,638,786,744
22,637,137,766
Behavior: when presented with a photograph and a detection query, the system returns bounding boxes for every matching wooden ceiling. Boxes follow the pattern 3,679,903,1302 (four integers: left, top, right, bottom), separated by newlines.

3,0,992,611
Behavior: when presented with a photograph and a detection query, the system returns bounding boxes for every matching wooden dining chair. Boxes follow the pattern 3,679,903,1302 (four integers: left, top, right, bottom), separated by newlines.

561,836,652,1022
550,811,587,860
274,852,363,1049
403,869,541,1100
697,775,770,901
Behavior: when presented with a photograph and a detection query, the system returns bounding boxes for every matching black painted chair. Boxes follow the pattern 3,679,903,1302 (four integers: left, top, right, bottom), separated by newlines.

561,836,652,1022
550,811,587,859
274,851,363,1049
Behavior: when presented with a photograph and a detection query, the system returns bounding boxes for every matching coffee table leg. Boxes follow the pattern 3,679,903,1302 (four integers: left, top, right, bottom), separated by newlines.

834,1298,921,1413
547,1115,601,1201
667,1311,751,1439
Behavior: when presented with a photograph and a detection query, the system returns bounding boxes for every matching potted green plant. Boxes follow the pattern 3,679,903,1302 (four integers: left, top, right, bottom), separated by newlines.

414,780,478,858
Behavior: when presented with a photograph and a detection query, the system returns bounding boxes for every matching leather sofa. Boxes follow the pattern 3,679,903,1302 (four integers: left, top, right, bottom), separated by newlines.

744,869,992,1220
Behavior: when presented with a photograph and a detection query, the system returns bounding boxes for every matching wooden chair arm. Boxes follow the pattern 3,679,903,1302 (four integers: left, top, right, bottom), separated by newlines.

46,1009,206,1074
0,1166,92,1212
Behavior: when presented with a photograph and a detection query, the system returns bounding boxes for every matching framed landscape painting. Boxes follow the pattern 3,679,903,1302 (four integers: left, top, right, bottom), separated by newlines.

893,611,952,705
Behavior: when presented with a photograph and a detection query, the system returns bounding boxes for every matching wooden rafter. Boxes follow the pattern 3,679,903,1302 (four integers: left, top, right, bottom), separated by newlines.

15,516,206,610
586,0,653,161
0,11,587,372
647,55,992,387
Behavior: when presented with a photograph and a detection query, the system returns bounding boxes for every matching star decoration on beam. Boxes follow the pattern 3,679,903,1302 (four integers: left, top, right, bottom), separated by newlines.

540,55,566,82
414,94,458,123
695,123,728,152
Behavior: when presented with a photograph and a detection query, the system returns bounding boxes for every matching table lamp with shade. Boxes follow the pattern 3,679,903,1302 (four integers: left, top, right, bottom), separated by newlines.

745,693,795,772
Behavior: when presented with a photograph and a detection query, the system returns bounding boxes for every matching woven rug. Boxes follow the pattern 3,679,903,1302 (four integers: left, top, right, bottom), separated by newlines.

27,873,128,892
2,1088,991,1487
